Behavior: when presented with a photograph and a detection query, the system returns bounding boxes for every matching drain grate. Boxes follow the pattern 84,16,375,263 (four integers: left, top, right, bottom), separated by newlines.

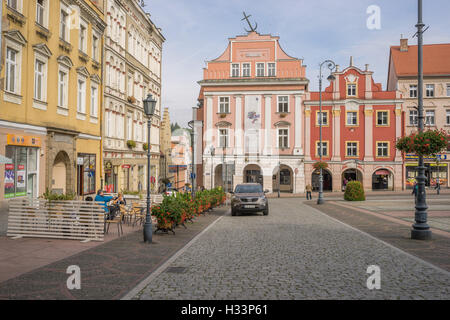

165,266,187,274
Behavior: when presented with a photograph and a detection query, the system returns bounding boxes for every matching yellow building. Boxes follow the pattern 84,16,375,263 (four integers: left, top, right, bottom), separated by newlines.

0,0,106,203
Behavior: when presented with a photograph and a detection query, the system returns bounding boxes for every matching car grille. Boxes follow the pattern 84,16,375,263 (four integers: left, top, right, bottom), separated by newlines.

241,198,259,202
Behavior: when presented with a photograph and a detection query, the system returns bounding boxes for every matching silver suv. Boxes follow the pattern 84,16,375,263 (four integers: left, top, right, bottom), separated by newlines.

230,183,269,216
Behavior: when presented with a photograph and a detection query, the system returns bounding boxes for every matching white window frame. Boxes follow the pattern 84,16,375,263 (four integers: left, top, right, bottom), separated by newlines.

77,76,87,116
218,128,229,148
5,45,21,95
346,111,358,126
57,66,69,109
409,109,418,126
268,63,276,77
425,84,435,97
60,3,70,41
92,31,100,62
346,142,358,157
7,0,23,12
446,110,450,125
277,128,289,149
33,52,48,109
317,111,328,126
377,142,389,157
409,84,418,98
277,96,289,113
90,83,99,119
242,63,251,77
231,63,240,77
79,19,88,53
316,141,328,157
256,62,265,77
425,110,435,126
34,59,45,101
36,0,49,28
127,112,133,140
347,84,357,96
219,96,230,114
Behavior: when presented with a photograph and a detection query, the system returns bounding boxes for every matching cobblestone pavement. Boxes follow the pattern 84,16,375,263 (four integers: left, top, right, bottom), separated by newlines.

136,198,450,300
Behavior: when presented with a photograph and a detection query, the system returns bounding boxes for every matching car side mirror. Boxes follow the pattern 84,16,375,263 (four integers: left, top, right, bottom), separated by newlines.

229,191,234,194
264,190,269,193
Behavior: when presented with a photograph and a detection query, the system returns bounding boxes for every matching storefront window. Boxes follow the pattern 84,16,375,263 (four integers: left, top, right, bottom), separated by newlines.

4,146,39,198
77,153,96,195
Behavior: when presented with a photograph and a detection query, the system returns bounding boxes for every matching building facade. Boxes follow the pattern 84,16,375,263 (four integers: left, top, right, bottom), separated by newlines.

0,0,106,203
304,60,404,192
387,39,450,189
159,107,173,191
102,0,164,194
196,31,309,193
170,128,191,191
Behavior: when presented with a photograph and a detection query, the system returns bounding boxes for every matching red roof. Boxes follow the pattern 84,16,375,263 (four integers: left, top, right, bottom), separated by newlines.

390,43,450,76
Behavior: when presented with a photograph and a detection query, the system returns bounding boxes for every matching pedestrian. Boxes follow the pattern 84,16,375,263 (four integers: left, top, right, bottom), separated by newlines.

305,184,312,200
435,180,441,195
94,189,114,219
412,182,418,204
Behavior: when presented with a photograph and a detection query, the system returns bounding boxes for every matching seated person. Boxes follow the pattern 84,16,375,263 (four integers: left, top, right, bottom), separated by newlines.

109,193,127,220
94,190,114,219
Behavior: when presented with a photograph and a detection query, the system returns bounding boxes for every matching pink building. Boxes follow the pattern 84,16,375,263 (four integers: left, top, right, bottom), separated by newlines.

196,31,308,193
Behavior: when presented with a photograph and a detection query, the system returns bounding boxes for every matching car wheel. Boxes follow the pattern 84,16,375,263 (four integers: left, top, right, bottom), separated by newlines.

263,207,269,216
231,208,237,216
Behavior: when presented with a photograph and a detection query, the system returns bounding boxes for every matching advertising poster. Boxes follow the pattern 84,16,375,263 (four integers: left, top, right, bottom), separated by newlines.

4,164,15,198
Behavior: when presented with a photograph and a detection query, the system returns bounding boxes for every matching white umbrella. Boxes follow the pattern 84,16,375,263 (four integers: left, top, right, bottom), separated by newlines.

0,155,13,164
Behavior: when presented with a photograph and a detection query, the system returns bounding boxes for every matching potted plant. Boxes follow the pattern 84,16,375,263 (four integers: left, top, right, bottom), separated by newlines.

143,143,148,151
313,161,329,171
396,129,449,156
127,140,136,149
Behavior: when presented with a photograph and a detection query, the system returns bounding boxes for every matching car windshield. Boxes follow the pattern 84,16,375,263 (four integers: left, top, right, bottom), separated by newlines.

235,184,263,193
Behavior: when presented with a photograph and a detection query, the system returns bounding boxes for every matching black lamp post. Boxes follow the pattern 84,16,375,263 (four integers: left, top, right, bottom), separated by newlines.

317,60,336,205
143,94,156,243
412,0,431,240
210,146,215,189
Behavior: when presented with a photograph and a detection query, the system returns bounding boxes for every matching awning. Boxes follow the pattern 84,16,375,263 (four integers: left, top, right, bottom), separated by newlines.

374,169,390,175
0,155,13,164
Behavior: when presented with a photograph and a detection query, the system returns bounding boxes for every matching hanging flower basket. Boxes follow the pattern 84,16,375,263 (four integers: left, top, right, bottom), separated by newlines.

313,161,329,171
143,143,148,151
127,140,136,149
396,129,449,156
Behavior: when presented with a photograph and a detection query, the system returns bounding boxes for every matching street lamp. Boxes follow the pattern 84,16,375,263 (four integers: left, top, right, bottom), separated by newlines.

143,94,156,243
317,59,336,205
411,0,431,240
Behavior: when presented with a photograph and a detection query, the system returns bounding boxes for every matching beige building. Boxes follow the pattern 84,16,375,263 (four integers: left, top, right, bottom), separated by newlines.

387,39,450,189
102,0,164,194
0,0,106,205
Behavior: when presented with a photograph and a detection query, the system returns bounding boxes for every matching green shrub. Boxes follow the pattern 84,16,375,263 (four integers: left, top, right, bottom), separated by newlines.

42,188,77,201
344,181,365,201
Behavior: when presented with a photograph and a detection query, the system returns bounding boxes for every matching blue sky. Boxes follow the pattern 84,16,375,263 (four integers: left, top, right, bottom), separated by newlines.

143,0,450,127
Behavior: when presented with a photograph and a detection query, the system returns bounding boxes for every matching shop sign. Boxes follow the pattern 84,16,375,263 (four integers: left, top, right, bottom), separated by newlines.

122,164,131,169
7,134,41,147
406,154,447,161
77,157,84,165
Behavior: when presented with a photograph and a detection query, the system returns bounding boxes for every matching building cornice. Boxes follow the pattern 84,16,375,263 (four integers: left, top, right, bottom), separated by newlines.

304,98,404,106
198,78,309,87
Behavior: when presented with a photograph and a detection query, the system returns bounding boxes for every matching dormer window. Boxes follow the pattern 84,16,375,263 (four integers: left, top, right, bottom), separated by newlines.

347,83,356,96
242,63,250,77
256,63,265,77
231,63,239,77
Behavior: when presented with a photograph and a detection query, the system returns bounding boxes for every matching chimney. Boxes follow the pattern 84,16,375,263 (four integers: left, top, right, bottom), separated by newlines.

349,56,354,67
365,64,369,71
335,65,340,72
400,37,408,52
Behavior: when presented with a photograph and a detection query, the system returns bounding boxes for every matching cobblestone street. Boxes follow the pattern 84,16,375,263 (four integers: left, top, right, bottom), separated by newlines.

135,198,450,300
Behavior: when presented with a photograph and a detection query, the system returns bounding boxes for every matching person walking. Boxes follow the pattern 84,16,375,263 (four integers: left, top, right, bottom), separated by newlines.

435,180,441,195
305,184,312,200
